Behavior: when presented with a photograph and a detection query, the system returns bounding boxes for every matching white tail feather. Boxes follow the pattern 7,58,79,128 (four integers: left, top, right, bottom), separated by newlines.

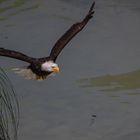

12,67,37,80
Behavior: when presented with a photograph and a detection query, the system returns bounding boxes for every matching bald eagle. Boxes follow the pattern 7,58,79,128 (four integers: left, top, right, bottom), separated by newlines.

0,2,95,80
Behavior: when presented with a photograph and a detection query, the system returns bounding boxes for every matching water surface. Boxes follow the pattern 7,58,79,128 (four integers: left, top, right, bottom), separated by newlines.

0,0,140,140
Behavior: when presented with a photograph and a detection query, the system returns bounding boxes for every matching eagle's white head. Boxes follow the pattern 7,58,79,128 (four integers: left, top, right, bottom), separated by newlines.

41,60,59,73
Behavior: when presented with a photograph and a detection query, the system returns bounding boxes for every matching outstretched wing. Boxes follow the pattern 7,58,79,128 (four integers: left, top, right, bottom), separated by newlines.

0,48,34,63
49,1,95,61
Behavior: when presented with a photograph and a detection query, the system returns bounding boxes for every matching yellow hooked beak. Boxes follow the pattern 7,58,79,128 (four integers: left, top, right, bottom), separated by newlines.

52,66,60,73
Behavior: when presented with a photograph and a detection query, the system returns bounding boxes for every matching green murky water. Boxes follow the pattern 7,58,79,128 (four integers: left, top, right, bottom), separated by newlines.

78,69,140,91
0,0,39,21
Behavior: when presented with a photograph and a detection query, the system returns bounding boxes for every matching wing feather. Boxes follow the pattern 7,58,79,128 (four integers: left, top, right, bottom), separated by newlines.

49,2,95,61
0,48,34,63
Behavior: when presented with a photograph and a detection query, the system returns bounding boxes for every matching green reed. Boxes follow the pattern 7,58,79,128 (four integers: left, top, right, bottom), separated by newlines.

0,67,19,140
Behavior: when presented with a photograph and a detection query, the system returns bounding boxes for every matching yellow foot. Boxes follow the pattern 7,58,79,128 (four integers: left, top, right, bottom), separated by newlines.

36,75,47,80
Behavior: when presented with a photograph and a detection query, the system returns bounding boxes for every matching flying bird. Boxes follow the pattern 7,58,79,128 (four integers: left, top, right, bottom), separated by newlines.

0,2,95,80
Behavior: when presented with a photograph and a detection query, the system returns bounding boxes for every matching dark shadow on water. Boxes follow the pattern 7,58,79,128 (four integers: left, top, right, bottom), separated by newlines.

0,67,19,140
78,69,140,92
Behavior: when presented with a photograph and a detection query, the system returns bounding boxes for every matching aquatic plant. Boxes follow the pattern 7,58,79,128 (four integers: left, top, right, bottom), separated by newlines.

0,67,19,140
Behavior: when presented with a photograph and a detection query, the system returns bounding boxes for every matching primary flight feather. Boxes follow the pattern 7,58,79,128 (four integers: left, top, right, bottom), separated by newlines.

0,2,95,80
